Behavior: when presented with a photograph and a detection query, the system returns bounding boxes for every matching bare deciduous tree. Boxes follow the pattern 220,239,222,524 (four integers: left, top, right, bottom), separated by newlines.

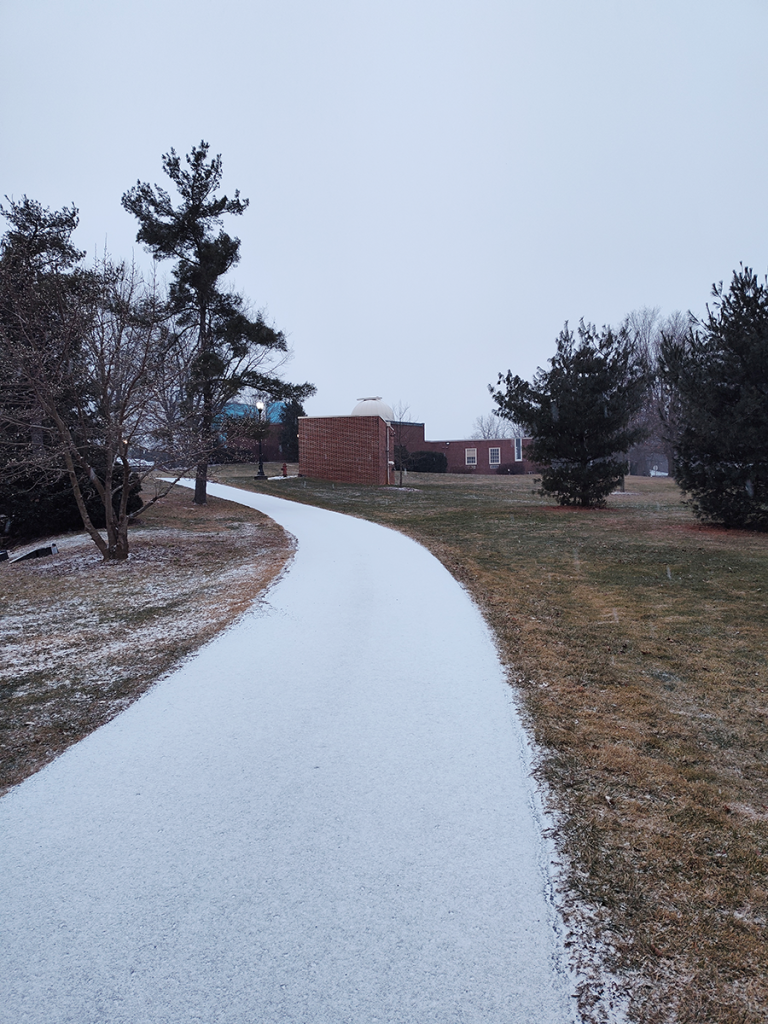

390,400,414,486
622,307,690,474
1,224,184,559
470,413,522,440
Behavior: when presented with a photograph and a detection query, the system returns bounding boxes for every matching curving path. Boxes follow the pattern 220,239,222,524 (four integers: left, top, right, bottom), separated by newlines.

0,483,574,1023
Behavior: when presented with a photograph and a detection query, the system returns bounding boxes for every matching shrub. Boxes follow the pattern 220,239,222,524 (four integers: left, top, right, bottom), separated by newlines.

1,470,142,543
409,451,448,473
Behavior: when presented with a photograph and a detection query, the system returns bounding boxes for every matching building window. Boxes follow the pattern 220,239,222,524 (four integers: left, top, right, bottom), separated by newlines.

514,437,523,461
489,447,501,465
465,448,477,466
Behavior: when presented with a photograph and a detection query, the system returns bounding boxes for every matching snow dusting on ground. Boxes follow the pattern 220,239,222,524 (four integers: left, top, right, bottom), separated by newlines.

0,483,576,1023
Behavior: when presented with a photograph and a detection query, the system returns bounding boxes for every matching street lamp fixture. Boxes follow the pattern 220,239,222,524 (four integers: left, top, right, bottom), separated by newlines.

255,401,267,480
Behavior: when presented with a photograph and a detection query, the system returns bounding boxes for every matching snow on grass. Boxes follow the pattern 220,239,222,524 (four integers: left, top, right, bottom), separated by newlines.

0,487,293,794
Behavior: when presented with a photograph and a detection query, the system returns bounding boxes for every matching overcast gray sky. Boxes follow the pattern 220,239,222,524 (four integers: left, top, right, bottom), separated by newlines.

3,0,768,437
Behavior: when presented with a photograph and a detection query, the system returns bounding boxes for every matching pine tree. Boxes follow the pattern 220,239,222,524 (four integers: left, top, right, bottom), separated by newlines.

122,142,314,504
659,267,768,529
490,321,647,506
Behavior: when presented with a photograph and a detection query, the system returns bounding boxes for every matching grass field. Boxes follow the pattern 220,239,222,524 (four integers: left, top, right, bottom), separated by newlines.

211,465,768,1024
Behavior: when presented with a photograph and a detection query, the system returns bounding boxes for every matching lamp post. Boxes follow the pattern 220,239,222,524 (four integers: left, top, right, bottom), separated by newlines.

255,401,267,480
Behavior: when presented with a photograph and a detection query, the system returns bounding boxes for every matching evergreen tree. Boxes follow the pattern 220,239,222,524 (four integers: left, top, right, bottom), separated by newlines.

490,321,647,506
278,398,305,462
0,196,90,539
659,267,768,529
122,142,314,504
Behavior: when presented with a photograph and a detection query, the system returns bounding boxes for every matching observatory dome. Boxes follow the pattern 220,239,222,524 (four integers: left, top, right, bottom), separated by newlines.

350,397,394,420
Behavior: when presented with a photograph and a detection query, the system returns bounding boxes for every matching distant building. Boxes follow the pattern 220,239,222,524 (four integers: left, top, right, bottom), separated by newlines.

221,400,284,423
391,421,533,476
298,399,534,485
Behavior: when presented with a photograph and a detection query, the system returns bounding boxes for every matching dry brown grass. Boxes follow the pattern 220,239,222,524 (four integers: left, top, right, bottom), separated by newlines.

0,482,293,795
211,466,768,1024
8,463,763,1021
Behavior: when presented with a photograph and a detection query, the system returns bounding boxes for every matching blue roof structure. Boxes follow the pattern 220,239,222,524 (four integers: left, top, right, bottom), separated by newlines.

222,401,284,424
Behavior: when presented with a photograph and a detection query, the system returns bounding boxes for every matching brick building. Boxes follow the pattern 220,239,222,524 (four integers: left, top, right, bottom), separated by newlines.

298,398,535,485
298,406,393,486
392,421,533,475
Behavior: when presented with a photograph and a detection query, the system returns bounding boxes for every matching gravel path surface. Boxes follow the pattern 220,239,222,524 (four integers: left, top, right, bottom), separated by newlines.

0,483,574,1023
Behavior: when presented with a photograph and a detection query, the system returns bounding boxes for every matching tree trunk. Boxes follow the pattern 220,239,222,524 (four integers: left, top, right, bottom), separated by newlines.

194,456,208,505
103,455,133,560
194,310,211,505
59,438,109,559
105,519,130,560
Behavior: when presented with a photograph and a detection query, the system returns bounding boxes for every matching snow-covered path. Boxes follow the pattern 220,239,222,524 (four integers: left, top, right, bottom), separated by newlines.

0,484,574,1023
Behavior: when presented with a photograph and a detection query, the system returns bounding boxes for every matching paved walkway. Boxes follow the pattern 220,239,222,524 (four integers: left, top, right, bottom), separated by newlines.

0,484,574,1023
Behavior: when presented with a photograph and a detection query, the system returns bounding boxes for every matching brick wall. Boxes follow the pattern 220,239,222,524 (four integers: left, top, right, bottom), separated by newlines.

390,424,535,475
298,416,392,485
415,437,535,474
391,422,426,450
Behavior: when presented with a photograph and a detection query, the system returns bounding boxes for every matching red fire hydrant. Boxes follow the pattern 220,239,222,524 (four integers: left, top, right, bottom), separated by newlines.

281,463,288,477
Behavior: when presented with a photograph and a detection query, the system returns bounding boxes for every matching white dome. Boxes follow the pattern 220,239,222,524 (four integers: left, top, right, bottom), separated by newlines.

351,397,395,420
